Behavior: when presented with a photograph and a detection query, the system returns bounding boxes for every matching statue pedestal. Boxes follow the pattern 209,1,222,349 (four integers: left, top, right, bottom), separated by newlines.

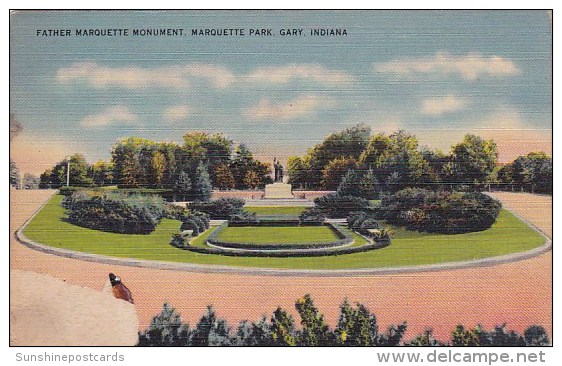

264,183,293,199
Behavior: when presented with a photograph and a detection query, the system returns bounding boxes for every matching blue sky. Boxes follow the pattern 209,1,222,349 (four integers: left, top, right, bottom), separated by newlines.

10,10,552,174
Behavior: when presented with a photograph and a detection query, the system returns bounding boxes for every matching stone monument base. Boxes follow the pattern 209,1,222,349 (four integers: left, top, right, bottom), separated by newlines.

264,183,294,199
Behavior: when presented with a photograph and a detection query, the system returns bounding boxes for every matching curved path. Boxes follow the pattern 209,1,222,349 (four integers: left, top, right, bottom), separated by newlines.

10,190,552,342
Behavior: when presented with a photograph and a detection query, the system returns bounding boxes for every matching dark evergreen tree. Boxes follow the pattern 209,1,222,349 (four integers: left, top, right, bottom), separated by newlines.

173,170,192,201
191,306,232,346
138,303,191,346
193,162,212,202
270,307,297,346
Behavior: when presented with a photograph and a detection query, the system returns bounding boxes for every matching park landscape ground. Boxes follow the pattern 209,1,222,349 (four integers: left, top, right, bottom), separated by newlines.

10,189,552,343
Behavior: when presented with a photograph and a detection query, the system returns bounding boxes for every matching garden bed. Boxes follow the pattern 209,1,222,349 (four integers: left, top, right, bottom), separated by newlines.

21,195,546,269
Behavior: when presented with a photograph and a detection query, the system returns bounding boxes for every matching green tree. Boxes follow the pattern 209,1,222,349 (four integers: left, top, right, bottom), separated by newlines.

303,124,371,189
270,307,297,346
138,303,191,346
360,168,380,199
447,134,498,189
9,159,20,188
112,138,144,188
524,325,550,346
173,170,192,201
337,169,360,197
243,170,261,189
287,156,309,189
236,317,273,346
150,150,166,188
212,162,235,190
193,162,212,202
191,306,232,346
334,300,379,346
44,153,94,188
321,156,357,190
90,161,114,187
230,144,272,189
22,173,40,190
295,294,333,346
359,131,432,192
450,325,483,346
405,328,444,346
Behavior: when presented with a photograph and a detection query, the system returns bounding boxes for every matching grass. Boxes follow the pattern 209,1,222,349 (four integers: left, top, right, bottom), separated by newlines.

215,226,339,245
23,195,546,270
244,206,307,216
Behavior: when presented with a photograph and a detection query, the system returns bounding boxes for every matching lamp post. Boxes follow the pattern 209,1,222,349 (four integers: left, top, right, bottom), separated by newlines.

65,155,71,187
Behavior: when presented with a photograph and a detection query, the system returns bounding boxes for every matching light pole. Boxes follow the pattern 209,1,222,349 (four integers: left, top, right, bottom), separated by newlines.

65,155,71,187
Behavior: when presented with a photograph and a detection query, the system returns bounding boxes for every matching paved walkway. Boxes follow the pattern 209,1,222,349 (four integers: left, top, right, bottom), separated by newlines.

10,190,552,343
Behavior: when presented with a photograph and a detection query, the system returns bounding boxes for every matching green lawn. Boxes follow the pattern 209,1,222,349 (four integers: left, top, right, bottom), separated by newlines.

244,206,307,216
22,195,546,270
215,226,339,245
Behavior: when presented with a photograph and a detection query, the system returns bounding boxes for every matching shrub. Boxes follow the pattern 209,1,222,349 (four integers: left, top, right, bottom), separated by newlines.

61,189,92,209
313,194,371,218
229,211,259,225
106,192,166,220
170,233,188,249
192,216,207,233
298,208,326,226
164,203,188,220
179,211,210,237
181,218,200,236
380,188,501,234
189,198,245,219
58,186,82,196
67,196,159,234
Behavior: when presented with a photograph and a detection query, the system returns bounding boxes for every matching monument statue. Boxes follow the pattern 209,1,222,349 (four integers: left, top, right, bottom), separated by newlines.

264,158,293,198
273,158,284,183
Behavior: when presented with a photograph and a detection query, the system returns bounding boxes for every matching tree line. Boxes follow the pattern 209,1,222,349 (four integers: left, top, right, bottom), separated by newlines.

24,125,551,195
287,125,551,194
138,294,549,347
37,132,273,199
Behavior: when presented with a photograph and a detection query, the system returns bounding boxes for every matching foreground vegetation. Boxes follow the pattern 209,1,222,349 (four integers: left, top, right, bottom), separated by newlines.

23,195,544,270
138,294,550,346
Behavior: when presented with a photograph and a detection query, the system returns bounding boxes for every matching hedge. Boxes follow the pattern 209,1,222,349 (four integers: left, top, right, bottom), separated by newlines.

379,188,502,234
205,222,352,250
189,198,245,219
181,225,387,258
314,194,371,218
66,196,159,234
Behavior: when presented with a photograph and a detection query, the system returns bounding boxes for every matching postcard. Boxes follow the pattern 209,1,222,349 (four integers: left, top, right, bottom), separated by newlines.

9,10,552,348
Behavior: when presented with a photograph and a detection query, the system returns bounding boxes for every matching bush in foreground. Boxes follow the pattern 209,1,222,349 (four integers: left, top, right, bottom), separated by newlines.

380,188,501,234
138,295,549,347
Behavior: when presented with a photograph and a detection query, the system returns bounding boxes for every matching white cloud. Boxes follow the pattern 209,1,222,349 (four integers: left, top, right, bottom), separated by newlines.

184,63,234,88
57,62,235,89
163,105,191,122
374,52,521,80
80,106,137,128
243,95,335,121
421,95,467,116
245,64,355,85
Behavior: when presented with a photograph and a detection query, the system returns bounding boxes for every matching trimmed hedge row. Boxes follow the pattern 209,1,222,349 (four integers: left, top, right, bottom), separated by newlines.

188,198,245,219
181,226,387,258
205,222,353,250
